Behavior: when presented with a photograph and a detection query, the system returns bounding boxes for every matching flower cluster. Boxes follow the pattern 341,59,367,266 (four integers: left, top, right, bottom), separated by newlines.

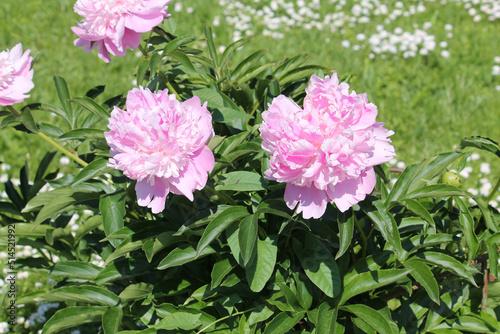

0,43,34,106
72,0,172,62
260,74,396,218
104,87,215,213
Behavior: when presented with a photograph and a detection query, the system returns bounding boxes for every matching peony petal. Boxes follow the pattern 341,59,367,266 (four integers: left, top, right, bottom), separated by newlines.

285,183,328,219
135,177,170,213
327,167,376,212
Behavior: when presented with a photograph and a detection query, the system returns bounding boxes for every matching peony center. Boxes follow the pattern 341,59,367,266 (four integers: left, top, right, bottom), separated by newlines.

0,52,14,90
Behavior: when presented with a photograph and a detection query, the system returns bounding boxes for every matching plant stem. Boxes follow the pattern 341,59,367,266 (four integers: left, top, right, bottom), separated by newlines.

37,132,88,167
195,309,254,334
138,44,148,57
486,176,500,203
157,72,181,101
353,212,367,258
204,185,237,206
7,105,88,167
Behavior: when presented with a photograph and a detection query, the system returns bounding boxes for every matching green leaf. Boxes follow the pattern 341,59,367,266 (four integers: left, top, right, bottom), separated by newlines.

405,184,465,199
315,303,338,334
246,235,279,292
163,35,196,54
19,107,39,133
70,96,111,120
454,197,479,260
58,128,104,141
36,286,120,307
400,199,436,230
50,261,102,280
196,206,249,256
158,245,216,270
42,306,107,334
71,158,110,186
211,257,236,289
212,107,253,123
295,234,341,298
341,304,395,334
460,136,500,158
215,171,267,192
155,310,202,330
29,190,99,228
336,210,354,259
118,283,153,303
417,252,476,285
232,50,267,79
294,272,313,310
103,307,123,334
169,50,197,74
53,75,74,128
359,199,403,259
340,269,412,305
239,215,258,266
193,88,224,108
100,190,126,248
403,258,440,304
263,311,306,334
204,26,219,67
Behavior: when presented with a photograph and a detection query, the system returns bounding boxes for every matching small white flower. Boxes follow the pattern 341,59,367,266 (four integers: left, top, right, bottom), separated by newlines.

480,162,491,174
444,23,453,31
341,40,351,48
59,157,70,166
356,33,366,41
471,153,481,161
396,161,406,169
494,56,500,63
439,41,448,48
441,50,450,58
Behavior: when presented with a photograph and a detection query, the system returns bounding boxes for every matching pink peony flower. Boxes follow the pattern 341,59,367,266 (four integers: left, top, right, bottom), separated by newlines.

104,87,215,213
72,0,172,62
260,74,395,219
0,44,34,106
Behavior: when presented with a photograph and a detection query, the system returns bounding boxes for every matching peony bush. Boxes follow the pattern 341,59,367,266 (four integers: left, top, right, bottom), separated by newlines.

1,2,500,334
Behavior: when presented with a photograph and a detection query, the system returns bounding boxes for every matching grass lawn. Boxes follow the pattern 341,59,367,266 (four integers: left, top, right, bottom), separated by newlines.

1,0,499,169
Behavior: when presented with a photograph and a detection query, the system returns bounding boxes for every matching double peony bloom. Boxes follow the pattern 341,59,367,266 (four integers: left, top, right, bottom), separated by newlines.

104,87,215,213
0,43,34,106
72,0,172,62
106,74,395,217
260,74,396,219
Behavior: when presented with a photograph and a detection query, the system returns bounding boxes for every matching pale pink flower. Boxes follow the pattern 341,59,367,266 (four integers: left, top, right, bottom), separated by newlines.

260,74,395,219
72,0,172,62
105,87,215,213
0,44,34,106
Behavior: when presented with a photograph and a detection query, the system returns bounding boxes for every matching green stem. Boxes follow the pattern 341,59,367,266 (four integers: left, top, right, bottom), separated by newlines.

8,105,88,167
157,72,181,101
486,176,500,203
37,132,88,167
195,309,254,334
6,105,21,117
353,212,367,258
204,185,237,206
138,44,148,57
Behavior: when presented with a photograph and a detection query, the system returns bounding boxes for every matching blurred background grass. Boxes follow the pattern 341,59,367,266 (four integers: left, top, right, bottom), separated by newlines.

1,0,499,171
